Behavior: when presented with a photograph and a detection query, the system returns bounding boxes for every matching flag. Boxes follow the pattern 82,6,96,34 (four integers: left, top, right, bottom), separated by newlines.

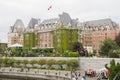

48,5,52,10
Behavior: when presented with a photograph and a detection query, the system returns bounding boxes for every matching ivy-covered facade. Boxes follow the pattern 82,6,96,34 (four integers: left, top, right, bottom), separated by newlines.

23,32,36,50
22,12,79,56
23,27,78,56
53,26,78,56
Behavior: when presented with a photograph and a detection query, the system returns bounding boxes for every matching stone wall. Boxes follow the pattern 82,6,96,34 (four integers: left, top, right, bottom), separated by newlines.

12,57,120,70
79,58,120,70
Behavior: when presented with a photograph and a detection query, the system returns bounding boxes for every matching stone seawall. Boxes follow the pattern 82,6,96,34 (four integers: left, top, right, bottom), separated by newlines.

11,57,120,70
79,58,120,70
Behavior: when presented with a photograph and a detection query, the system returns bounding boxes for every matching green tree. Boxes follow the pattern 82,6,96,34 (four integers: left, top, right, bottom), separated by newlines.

108,50,119,58
115,32,120,46
105,59,120,80
100,38,119,57
0,58,3,68
72,42,83,52
1,44,7,56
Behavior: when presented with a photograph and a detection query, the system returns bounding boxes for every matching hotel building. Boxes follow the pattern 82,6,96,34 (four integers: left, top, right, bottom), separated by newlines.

81,18,120,53
8,19,25,46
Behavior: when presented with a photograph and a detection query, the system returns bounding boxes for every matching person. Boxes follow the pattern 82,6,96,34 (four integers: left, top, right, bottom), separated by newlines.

72,77,76,80
71,71,74,79
27,67,30,72
81,76,86,80
9,66,12,71
20,68,24,72
75,72,78,80
78,72,81,77
107,69,110,76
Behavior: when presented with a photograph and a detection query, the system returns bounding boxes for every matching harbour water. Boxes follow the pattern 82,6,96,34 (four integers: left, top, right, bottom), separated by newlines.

0,78,18,80
0,78,48,80
0,75,49,80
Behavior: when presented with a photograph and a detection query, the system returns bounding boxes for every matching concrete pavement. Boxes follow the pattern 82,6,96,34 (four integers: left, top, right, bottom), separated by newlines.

0,68,98,80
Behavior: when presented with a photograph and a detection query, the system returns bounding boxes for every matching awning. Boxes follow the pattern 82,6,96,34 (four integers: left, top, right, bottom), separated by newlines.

9,43,23,48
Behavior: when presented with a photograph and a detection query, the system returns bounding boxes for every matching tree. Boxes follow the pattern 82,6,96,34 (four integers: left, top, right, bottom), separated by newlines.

108,50,119,58
0,58,2,68
105,59,120,80
100,38,119,57
0,44,7,56
72,42,83,52
115,32,120,46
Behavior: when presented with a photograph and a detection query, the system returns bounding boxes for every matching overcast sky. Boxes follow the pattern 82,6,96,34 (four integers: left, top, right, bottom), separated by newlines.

0,0,120,42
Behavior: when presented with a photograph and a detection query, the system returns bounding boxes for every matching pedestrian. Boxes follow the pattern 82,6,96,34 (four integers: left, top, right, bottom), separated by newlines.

27,67,30,72
78,72,81,77
9,66,12,71
72,77,76,80
75,72,78,80
81,76,86,80
71,71,74,78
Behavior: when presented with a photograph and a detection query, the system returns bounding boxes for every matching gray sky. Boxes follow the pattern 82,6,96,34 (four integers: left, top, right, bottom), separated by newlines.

0,0,120,42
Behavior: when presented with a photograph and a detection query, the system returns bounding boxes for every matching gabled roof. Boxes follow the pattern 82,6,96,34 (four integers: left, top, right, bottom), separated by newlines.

40,18,59,26
28,18,38,28
59,12,72,25
13,19,25,31
38,12,78,28
82,18,114,28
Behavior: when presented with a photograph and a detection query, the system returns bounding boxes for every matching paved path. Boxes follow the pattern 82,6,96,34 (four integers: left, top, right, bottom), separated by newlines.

0,68,98,80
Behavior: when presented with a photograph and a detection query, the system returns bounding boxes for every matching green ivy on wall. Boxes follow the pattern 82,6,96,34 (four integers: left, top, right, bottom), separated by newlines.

53,25,78,56
23,32,36,51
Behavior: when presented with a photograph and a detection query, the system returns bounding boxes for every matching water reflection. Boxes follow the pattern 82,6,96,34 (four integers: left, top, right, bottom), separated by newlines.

0,78,49,80
0,78,18,80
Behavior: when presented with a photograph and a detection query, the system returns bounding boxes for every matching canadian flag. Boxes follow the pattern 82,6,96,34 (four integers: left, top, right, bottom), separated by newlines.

48,5,52,10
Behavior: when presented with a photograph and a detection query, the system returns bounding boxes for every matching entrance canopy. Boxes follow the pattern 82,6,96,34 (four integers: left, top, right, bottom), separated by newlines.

9,43,23,48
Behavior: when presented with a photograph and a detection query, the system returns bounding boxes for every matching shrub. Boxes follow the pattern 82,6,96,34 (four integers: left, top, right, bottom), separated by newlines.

68,52,79,57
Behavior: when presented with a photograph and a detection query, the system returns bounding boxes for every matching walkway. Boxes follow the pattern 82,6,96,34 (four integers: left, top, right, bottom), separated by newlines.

0,68,97,80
